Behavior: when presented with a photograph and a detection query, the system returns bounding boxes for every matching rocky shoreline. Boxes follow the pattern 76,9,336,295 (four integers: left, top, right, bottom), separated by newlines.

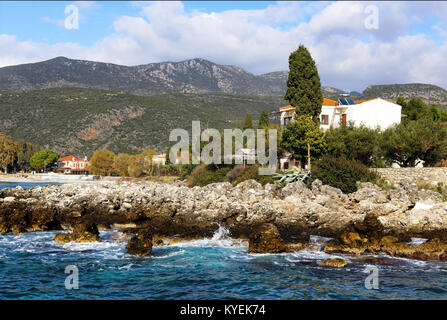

1,179,447,263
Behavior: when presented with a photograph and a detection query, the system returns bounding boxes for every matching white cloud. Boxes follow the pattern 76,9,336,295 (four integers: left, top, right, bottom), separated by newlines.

42,17,66,28
2,1,447,91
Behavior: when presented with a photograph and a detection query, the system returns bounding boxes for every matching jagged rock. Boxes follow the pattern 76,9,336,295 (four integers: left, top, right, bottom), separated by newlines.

125,229,153,256
353,212,385,239
54,222,101,244
248,223,286,254
340,232,367,248
379,235,399,246
3,197,16,203
317,258,348,268
352,182,388,204
353,256,399,265
416,189,445,204
281,181,313,199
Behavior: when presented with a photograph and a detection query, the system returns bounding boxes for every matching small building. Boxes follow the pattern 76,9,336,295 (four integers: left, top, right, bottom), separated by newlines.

56,156,89,175
280,96,401,130
152,154,166,165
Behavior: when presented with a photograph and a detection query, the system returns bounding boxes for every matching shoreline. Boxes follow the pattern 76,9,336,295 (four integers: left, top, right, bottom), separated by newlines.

1,178,447,262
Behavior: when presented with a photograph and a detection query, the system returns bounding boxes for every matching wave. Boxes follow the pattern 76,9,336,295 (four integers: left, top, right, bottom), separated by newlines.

169,225,246,248
151,249,186,259
285,249,346,263
60,240,123,252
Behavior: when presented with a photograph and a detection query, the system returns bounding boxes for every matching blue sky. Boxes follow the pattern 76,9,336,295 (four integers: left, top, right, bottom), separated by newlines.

1,1,447,91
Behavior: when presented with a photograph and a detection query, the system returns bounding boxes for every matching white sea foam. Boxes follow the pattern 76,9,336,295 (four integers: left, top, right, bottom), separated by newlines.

170,225,246,248
408,237,428,246
309,235,333,243
151,249,186,259
284,250,348,264
118,263,134,270
60,240,123,252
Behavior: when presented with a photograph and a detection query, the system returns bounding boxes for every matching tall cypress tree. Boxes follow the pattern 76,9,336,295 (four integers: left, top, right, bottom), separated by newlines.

258,110,270,128
243,114,253,130
284,45,323,120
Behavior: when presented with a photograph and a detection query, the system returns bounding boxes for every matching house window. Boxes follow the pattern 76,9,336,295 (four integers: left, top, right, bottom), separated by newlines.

321,114,329,125
283,116,292,126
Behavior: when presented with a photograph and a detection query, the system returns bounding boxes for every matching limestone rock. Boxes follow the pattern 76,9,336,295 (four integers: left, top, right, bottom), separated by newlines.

125,229,153,256
248,223,286,254
317,258,348,268
54,222,101,244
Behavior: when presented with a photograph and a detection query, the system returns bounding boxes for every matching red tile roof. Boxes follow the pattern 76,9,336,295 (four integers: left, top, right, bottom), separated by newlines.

280,97,340,110
323,98,339,106
58,156,87,162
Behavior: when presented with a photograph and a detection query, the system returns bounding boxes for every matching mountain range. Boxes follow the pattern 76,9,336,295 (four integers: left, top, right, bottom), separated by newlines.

0,57,286,96
1,57,446,105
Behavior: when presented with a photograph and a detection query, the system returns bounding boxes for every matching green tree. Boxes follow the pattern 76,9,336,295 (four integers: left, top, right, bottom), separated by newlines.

89,150,116,176
325,122,382,166
396,96,407,109
243,114,253,130
113,153,132,177
381,118,447,167
441,109,447,122
29,150,60,172
280,115,326,169
0,134,17,173
258,110,270,128
429,104,441,121
14,140,40,172
284,45,323,120
402,97,431,121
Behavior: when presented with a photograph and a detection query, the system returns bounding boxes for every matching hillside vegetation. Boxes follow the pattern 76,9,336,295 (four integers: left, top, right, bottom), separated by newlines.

358,83,447,107
0,87,285,156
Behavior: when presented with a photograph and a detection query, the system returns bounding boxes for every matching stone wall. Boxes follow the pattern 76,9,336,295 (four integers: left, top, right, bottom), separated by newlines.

374,168,447,186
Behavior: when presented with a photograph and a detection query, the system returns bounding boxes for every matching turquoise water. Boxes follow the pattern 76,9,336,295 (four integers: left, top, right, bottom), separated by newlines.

1,183,447,300
1,229,447,300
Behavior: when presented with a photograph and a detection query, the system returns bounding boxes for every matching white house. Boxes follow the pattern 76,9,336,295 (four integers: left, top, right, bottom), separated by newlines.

278,95,402,170
280,96,401,130
56,156,89,175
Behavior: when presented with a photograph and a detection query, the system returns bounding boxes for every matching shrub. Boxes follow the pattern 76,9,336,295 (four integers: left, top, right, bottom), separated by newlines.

232,165,275,186
309,155,380,194
226,164,245,183
178,164,199,179
325,123,381,166
158,164,198,178
186,164,231,187
434,159,447,167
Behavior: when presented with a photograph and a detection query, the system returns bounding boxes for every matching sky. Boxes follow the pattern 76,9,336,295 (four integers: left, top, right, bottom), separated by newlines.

1,1,447,91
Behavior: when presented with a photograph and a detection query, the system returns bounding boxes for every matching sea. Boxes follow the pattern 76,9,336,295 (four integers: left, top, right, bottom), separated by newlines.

1,183,447,300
